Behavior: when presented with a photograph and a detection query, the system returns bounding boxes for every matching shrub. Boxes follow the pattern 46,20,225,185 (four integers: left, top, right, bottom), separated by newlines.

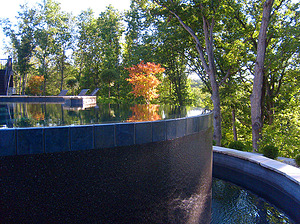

262,145,279,159
295,154,300,167
212,140,216,146
228,141,245,151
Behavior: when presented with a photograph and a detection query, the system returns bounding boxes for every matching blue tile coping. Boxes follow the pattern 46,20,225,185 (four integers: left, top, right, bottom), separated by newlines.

0,113,213,156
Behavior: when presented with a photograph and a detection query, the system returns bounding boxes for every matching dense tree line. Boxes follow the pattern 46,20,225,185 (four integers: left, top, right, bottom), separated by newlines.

1,0,299,157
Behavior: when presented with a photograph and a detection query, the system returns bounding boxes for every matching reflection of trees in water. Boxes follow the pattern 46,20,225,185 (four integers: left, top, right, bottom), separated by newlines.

159,105,188,120
3,103,203,127
15,117,35,127
97,104,132,123
28,104,45,121
127,104,161,122
0,104,14,128
211,178,291,223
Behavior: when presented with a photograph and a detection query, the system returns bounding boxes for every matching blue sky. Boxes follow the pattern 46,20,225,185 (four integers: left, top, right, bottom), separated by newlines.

0,0,131,58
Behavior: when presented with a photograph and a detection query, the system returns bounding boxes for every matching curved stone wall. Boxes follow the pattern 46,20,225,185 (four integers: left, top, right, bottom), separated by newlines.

213,146,300,223
0,113,213,223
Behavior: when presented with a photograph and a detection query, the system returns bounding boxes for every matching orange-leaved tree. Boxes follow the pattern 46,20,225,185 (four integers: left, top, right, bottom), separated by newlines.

126,61,165,103
27,75,44,96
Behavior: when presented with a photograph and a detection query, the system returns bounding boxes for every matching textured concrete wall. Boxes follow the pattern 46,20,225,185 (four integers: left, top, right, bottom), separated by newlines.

0,128,213,223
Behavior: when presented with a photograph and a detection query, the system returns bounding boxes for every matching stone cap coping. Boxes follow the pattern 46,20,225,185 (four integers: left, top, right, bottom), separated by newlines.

213,146,300,186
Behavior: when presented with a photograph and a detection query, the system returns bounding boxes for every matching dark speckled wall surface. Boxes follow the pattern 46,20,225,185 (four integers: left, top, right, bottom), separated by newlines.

0,128,213,223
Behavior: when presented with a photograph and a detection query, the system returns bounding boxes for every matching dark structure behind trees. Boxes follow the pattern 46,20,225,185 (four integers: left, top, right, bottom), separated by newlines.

0,57,13,95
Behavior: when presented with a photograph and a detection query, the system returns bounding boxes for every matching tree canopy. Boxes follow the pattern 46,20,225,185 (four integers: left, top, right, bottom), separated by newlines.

1,0,299,158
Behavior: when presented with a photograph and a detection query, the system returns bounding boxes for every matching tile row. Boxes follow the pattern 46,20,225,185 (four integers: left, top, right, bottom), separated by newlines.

0,114,212,156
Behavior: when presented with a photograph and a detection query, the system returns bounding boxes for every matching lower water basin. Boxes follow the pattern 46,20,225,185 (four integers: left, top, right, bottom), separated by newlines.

212,178,294,223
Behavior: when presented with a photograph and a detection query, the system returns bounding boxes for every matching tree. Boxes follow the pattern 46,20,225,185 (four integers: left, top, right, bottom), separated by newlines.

27,75,44,95
123,0,159,67
101,69,118,98
66,76,78,95
1,3,37,95
51,7,74,91
33,0,74,95
126,61,164,103
75,6,124,100
151,0,241,145
153,12,194,106
250,0,275,151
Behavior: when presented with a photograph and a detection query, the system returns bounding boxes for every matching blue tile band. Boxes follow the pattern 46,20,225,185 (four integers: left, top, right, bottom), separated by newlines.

0,113,213,156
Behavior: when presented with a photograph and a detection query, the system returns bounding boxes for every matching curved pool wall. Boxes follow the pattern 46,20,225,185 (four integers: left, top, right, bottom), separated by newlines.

0,113,213,223
213,146,300,223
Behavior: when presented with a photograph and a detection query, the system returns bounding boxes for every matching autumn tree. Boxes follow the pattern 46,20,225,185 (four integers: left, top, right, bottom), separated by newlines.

27,75,44,95
126,61,164,103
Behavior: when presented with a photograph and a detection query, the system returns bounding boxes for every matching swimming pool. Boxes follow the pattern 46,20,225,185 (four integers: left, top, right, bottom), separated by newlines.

0,103,207,128
0,102,298,223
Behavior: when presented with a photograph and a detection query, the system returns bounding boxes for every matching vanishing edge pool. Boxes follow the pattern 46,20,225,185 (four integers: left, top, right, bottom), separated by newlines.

0,103,298,223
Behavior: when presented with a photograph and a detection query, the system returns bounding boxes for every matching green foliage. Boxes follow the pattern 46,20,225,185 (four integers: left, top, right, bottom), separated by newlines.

15,117,35,127
75,6,125,99
2,0,299,156
295,154,300,167
261,88,300,158
262,145,279,160
66,77,78,95
228,141,246,151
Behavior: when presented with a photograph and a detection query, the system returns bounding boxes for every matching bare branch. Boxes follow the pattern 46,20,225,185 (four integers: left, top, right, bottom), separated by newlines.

154,1,210,73
275,70,285,96
219,69,231,87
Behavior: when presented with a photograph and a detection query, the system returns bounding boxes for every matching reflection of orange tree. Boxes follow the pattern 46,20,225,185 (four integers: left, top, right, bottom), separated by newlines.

126,61,165,104
32,112,45,121
28,105,45,121
127,104,161,122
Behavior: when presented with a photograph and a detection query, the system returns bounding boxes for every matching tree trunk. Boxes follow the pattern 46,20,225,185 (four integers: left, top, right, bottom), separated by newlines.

250,0,274,151
203,17,222,146
156,2,223,145
21,73,27,95
60,50,65,91
232,108,238,141
211,88,222,145
19,74,22,95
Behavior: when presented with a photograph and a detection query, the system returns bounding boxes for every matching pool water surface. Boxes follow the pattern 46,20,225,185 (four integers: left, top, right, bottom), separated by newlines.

212,178,294,223
0,103,207,128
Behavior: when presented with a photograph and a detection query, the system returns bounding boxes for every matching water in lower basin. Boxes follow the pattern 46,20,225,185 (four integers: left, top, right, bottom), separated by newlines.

212,178,294,223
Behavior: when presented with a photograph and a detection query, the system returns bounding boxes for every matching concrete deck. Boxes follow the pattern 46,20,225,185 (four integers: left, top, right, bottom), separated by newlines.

213,146,300,184
0,95,97,107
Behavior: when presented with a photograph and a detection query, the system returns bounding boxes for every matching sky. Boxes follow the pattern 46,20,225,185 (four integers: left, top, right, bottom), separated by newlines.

0,0,131,58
